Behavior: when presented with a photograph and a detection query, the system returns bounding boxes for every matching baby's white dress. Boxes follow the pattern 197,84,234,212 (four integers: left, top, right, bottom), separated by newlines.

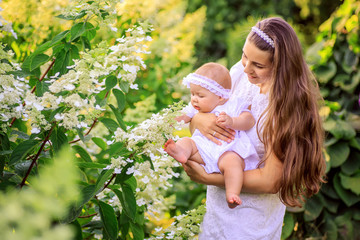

184,97,259,174
198,61,286,240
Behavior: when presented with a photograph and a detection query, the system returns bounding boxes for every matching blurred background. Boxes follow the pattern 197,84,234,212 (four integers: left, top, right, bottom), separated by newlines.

1,0,359,239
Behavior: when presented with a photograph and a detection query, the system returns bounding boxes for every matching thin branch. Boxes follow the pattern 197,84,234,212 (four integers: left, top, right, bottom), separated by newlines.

78,213,98,218
68,118,98,144
20,123,56,188
30,59,56,94
103,173,116,190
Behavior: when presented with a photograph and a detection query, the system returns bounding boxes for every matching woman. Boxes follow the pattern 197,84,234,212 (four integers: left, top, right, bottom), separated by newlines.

183,17,326,239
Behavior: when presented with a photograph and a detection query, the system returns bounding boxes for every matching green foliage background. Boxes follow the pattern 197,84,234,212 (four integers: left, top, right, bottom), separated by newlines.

1,0,360,239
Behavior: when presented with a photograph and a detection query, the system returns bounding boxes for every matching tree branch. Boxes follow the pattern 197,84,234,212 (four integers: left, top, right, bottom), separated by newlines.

20,123,56,188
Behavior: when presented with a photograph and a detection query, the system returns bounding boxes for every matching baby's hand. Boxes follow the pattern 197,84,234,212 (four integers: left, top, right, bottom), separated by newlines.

216,112,233,129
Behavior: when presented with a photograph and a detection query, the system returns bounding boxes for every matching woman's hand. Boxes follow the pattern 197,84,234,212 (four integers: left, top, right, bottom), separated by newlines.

190,112,235,145
182,160,225,187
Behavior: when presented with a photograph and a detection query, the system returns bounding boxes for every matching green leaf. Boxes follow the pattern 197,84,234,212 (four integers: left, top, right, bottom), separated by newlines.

72,145,92,162
53,49,70,75
304,193,324,221
323,218,338,240
10,130,29,140
92,137,107,150
9,140,40,165
70,220,83,240
76,162,107,169
314,61,337,83
70,22,96,42
105,75,118,90
14,161,33,177
30,54,51,71
81,36,91,50
321,183,339,199
94,169,114,195
35,81,49,97
0,133,11,150
100,118,119,132
83,22,96,41
124,176,137,192
281,212,295,239
33,41,52,55
130,222,144,240
112,89,126,112
51,30,70,46
71,22,87,41
333,173,360,207
323,118,356,140
341,151,360,175
114,167,133,184
326,141,350,168
349,137,360,150
339,172,360,195
120,81,130,93
50,127,69,153
98,200,119,240
113,187,137,221
79,184,96,206
109,104,126,130
108,142,125,157
342,48,358,73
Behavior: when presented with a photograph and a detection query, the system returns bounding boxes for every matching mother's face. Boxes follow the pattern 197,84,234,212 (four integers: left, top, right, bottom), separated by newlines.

241,39,273,93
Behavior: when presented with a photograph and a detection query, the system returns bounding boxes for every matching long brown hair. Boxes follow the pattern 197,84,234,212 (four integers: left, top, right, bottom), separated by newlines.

249,17,326,207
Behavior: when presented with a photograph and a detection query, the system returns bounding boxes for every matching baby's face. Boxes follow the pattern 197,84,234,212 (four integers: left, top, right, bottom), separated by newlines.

190,83,222,113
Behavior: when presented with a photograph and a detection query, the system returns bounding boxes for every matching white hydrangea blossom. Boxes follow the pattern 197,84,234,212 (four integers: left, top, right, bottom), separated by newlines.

60,0,120,26
113,102,185,154
111,103,185,216
0,45,27,128
147,205,206,240
22,21,151,133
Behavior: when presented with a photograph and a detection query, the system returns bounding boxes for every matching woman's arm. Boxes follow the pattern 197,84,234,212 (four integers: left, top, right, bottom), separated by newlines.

190,112,235,145
183,151,283,194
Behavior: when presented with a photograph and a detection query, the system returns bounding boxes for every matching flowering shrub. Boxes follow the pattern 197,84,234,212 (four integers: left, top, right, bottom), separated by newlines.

0,0,205,239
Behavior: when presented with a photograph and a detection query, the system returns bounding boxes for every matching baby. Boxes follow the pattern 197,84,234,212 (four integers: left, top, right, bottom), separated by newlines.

164,62,259,208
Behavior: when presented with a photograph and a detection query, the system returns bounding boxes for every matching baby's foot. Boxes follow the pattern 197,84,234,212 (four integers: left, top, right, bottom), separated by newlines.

226,193,242,209
164,139,188,163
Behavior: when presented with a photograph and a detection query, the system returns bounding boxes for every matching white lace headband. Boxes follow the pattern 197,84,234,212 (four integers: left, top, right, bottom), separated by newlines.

182,73,231,99
251,26,275,48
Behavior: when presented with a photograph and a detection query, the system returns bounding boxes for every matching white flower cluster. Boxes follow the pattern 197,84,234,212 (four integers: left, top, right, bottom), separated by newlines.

23,23,152,133
113,102,185,154
0,1,17,39
49,24,152,95
148,204,206,240
0,44,27,128
61,0,120,26
132,152,180,213
110,103,185,215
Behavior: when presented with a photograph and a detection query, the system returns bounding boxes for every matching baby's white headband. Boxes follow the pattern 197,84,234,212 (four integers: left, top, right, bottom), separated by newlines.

182,73,231,99
251,26,275,48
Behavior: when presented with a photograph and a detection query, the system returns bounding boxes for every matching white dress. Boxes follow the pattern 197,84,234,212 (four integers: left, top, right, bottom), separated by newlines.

199,61,286,240
184,97,259,174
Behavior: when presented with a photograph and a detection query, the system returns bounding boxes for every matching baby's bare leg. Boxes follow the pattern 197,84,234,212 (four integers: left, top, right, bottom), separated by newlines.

218,151,245,209
164,138,204,164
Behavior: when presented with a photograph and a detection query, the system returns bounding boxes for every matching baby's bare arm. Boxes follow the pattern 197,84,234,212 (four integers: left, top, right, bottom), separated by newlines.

175,114,192,123
216,111,255,131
